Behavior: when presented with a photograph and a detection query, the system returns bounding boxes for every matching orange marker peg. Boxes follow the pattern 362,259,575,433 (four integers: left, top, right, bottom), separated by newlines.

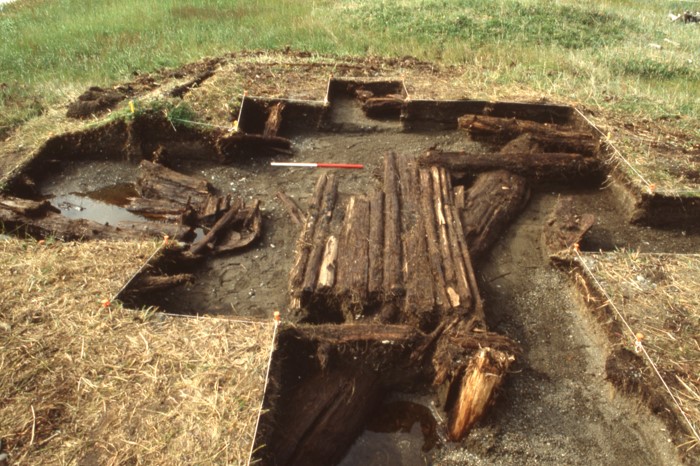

573,242,580,252
101,298,111,308
163,235,170,245
273,311,281,322
648,183,656,194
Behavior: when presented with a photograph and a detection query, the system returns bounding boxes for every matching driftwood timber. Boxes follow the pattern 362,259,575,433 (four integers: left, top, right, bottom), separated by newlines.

129,273,194,293
544,196,595,258
460,170,530,260
335,196,371,312
459,114,599,155
288,174,328,312
362,97,404,119
0,195,161,241
302,175,339,295
367,190,384,302
275,191,306,226
383,152,404,298
420,149,602,182
263,102,285,138
136,160,213,209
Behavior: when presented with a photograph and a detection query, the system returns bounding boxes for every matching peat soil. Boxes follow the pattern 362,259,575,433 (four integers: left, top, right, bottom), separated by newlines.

27,98,700,465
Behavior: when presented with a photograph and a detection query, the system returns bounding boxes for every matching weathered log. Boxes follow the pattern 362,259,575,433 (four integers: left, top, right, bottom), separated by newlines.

420,149,602,182
383,152,404,297
459,114,599,155
125,197,186,220
362,97,403,119
335,196,371,311
367,190,384,302
288,174,328,306
0,195,158,241
263,102,285,138
189,198,243,255
130,273,194,293
418,169,450,311
136,160,213,208
447,347,514,441
444,201,473,310
302,174,338,294
460,170,530,260
544,196,595,257
318,236,338,290
115,220,191,241
431,167,459,306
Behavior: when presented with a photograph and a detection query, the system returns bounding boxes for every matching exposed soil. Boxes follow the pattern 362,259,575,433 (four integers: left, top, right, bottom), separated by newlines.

2,56,700,465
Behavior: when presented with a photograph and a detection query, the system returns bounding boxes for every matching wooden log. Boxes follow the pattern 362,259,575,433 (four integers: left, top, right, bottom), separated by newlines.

367,190,384,302
460,170,530,260
420,149,602,182
214,200,262,254
130,273,194,293
447,347,514,441
125,197,186,220
543,196,595,257
275,191,306,227
444,202,473,310
136,160,213,208
263,102,285,138
318,236,338,290
450,206,486,323
362,97,403,119
459,114,599,155
288,174,328,305
189,198,242,255
335,196,371,310
418,169,450,311
454,185,465,209
115,220,191,241
0,195,159,241
383,152,404,298
302,174,338,294
431,167,460,307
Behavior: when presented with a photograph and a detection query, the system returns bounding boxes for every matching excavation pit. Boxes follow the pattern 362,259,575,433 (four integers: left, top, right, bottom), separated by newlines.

2,76,699,465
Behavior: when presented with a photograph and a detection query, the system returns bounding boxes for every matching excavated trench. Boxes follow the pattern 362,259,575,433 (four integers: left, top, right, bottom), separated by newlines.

3,79,699,465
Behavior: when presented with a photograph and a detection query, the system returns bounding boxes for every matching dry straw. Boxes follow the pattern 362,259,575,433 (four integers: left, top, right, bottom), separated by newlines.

0,238,274,465
578,251,700,451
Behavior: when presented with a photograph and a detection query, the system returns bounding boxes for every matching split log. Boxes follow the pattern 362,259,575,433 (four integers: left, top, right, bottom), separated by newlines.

263,102,285,138
418,169,450,311
460,170,530,260
420,149,603,182
318,236,338,290
447,347,514,441
0,195,158,241
383,152,404,297
288,174,328,310
335,196,371,311
459,114,599,155
367,190,384,302
136,160,213,208
275,191,306,226
431,167,459,306
302,174,338,294
129,273,194,293
362,97,403,119
544,196,595,257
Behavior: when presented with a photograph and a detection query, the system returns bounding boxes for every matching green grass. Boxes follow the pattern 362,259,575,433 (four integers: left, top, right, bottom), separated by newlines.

1,0,699,136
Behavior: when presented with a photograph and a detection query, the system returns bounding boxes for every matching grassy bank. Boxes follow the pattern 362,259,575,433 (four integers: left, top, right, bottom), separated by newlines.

1,0,699,135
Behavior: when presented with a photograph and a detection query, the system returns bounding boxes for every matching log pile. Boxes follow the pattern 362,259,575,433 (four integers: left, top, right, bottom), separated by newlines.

278,152,519,461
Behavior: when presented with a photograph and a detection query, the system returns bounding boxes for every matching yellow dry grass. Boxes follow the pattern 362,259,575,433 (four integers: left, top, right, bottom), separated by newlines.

0,238,274,465
579,251,700,451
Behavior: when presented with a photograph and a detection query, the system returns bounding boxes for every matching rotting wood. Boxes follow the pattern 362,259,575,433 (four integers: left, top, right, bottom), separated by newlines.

420,149,602,182
460,170,530,260
447,347,514,441
431,167,459,305
362,97,404,119
136,160,213,209
214,200,261,254
318,236,338,290
190,198,243,255
302,174,339,294
454,185,465,209
275,191,306,226
125,197,187,221
544,196,595,258
288,174,328,313
263,102,285,139
367,190,384,302
335,196,371,314
383,152,404,298
459,114,599,155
